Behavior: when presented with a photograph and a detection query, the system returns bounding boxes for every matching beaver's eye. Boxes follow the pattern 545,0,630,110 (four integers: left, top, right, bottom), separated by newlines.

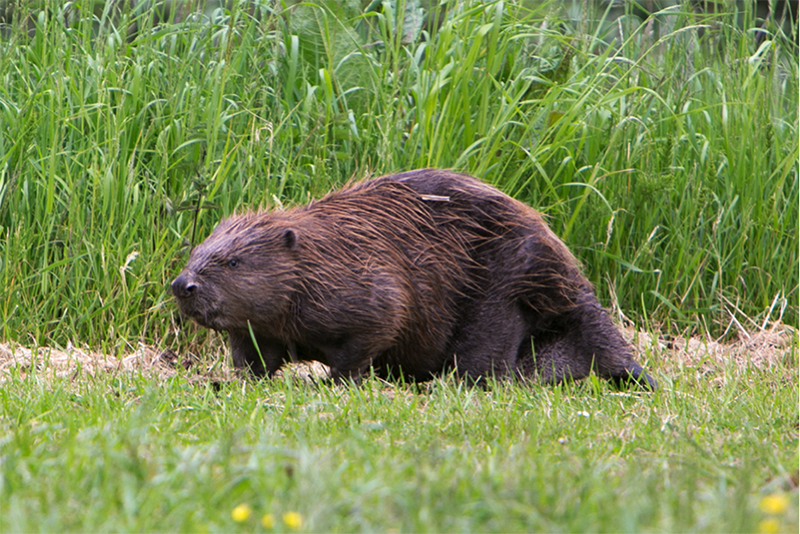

228,259,238,268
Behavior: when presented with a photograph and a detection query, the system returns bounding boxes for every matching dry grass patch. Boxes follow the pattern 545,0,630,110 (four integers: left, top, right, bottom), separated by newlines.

0,341,331,384
0,342,195,383
629,321,797,381
1,323,795,385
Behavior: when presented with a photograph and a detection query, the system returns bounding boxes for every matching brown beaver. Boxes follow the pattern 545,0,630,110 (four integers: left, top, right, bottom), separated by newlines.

172,169,656,389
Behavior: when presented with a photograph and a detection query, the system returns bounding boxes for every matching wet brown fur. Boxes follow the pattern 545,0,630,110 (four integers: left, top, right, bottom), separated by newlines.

172,169,656,388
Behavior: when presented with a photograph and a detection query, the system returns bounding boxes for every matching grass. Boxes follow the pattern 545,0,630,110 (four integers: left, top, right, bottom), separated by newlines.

1,350,797,532
0,1,797,532
0,0,795,352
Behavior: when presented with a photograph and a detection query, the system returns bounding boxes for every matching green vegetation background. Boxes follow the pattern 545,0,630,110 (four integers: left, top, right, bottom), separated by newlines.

0,0,796,353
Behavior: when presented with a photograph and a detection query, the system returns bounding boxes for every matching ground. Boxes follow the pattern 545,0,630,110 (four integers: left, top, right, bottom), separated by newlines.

1,324,794,385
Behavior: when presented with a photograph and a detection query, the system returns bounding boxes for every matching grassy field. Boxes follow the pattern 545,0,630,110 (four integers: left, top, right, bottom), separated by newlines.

1,335,797,532
0,0,797,532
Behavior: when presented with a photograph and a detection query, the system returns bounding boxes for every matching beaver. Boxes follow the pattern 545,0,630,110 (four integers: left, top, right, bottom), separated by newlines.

172,169,656,389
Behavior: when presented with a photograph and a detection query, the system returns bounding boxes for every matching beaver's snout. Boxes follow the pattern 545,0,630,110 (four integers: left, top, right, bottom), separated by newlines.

171,273,198,299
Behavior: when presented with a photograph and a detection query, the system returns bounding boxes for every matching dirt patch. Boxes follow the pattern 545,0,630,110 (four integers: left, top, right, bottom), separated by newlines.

0,343,196,383
0,341,329,384
0,325,795,384
627,322,797,370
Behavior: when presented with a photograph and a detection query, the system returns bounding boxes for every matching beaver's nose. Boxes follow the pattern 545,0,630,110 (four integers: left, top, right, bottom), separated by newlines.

171,273,198,298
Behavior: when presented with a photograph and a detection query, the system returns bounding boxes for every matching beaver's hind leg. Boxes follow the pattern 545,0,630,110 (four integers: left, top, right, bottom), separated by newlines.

520,291,657,390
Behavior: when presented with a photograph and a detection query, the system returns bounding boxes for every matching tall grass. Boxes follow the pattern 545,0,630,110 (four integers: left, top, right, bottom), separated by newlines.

0,0,796,352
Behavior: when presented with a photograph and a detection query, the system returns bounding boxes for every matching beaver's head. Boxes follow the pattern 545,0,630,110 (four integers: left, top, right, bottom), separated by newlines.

172,212,299,332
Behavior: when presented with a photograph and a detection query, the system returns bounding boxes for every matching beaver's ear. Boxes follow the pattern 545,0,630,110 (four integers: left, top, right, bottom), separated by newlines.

282,228,297,249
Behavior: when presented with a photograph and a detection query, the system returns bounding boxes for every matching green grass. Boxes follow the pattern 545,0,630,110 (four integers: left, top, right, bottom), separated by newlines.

0,0,795,351
1,355,797,532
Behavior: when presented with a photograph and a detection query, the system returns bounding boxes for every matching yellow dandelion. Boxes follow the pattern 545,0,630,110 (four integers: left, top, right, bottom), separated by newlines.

283,511,303,530
261,513,275,529
760,493,790,515
231,503,252,523
757,518,781,534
